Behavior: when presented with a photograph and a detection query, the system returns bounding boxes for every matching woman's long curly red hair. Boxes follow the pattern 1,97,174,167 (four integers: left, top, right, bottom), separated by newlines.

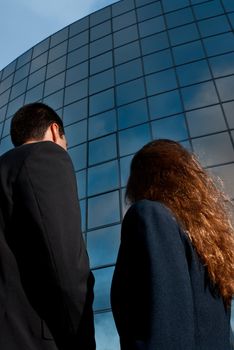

126,139,234,305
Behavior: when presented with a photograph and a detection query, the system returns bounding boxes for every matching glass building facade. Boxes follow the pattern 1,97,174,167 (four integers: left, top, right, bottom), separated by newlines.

0,0,234,348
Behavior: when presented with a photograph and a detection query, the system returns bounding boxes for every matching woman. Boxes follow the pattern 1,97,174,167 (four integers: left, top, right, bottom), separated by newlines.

111,139,234,350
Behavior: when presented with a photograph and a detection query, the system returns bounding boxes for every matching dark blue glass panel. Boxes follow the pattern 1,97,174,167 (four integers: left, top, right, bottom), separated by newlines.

209,53,234,78
203,33,234,56
173,40,205,65
67,46,89,68
93,267,114,310
88,191,120,229
0,105,7,122
177,60,211,86
118,99,148,129
137,2,162,21
0,136,13,154
0,90,10,108
44,72,65,97
143,49,173,74
152,114,188,141
193,0,224,20
169,23,199,46
162,0,189,12
64,79,88,105
181,81,219,110
139,16,165,38
28,67,46,90
90,6,111,26
116,78,145,106
89,69,114,95
149,90,183,119
90,21,111,42
50,27,68,48
120,154,134,186
216,76,234,102
90,51,113,75
223,101,234,128
114,41,141,65
90,35,112,58
89,134,117,166
87,225,120,268
70,17,88,37
192,132,234,167
118,123,151,157
146,69,177,95
2,61,16,80
186,105,226,137
30,52,48,73
6,95,24,117
112,0,135,16
32,38,50,59
141,32,169,55
65,119,87,147
2,117,12,137
228,13,234,30
25,84,44,104
94,312,119,350
68,31,89,51
114,25,138,47
0,74,14,94
66,61,88,86
48,41,67,63
68,143,87,171
88,160,119,196
10,79,27,100
89,110,117,139
46,55,66,79
222,0,234,11
89,89,115,116
63,99,87,126
79,199,86,232
14,63,30,84
115,59,143,84
113,11,137,31
198,15,230,37
43,90,64,110
76,170,86,199
166,7,194,28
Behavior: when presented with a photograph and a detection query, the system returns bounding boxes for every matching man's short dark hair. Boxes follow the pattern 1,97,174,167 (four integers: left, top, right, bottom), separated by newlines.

10,102,65,147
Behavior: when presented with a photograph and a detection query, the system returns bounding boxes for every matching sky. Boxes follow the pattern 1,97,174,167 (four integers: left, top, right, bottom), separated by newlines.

0,0,118,71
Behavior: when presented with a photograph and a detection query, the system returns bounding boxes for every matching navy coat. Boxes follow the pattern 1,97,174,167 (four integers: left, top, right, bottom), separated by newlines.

111,200,231,350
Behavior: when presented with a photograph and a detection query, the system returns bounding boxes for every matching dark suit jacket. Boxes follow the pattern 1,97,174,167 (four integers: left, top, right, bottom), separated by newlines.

0,141,95,350
111,200,231,350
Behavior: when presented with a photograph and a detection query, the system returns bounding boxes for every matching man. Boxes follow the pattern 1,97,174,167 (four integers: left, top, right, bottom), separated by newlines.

0,103,95,350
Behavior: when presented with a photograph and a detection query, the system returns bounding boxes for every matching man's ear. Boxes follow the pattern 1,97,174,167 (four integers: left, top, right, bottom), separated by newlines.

50,123,60,143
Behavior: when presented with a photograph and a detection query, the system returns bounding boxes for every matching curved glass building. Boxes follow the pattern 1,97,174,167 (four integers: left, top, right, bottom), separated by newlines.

0,0,233,348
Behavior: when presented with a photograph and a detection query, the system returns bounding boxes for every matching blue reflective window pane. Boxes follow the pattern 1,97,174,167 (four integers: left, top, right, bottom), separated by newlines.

216,76,234,102
93,267,114,310
90,6,111,26
173,41,205,65
63,99,87,126
68,143,87,171
6,95,24,117
193,0,224,20
25,84,44,104
143,49,173,74
48,41,67,63
229,13,234,29
0,90,10,108
120,154,134,186
116,78,145,106
152,114,188,141
90,52,113,75
79,199,86,232
76,170,86,199
0,136,13,154
0,105,7,122
66,62,88,86
28,67,46,90
64,79,88,105
90,35,112,58
181,81,219,110
162,0,189,12
112,0,135,16
0,74,14,94
146,69,177,95
141,32,169,55
149,90,183,119
203,33,234,56
211,164,234,200
209,53,234,78
177,60,211,86
14,63,30,84
89,89,115,116
169,23,199,46
2,61,16,80
119,123,151,157
222,0,234,11
32,38,50,59
198,15,230,37
113,11,137,31
88,160,119,196
2,117,12,137
10,79,27,100
139,16,165,38
89,69,114,95
90,21,111,42
16,49,32,69
46,56,66,79
186,105,226,137
88,191,120,229
68,31,89,51
223,101,234,128
67,46,89,68
192,132,234,167
89,134,117,166
136,0,157,5
43,90,64,110
87,225,120,268
115,59,143,84
94,312,119,350
44,72,65,97
30,52,48,73
70,17,89,37
114,41,141,65
50,27,68,48
88,110,117,139
137,2,162,22
118,99,148,129
65,119,87,147
166,7,194,28
114,25,138,48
